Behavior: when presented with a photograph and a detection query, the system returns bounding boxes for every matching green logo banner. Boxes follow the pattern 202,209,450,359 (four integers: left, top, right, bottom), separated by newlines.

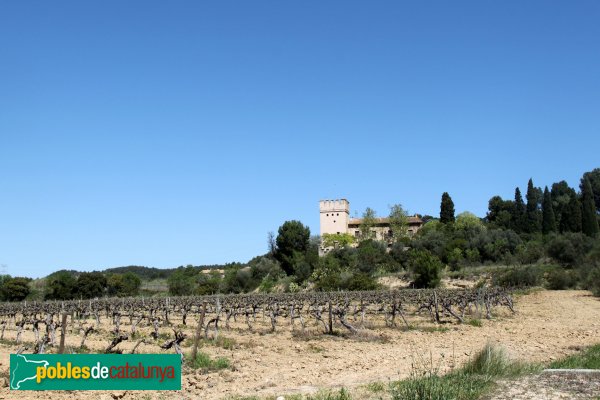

10,354,181,390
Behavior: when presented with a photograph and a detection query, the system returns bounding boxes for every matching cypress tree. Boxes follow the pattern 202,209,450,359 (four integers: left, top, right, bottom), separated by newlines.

512,187,526,233
560,194,582,233
582,168,600,213
551,181,576,231
542,186,556,234
581,177,599,237
525,178,541,233
440,192,455,224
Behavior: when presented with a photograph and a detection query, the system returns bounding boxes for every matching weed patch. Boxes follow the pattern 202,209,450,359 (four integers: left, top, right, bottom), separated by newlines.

186,351,231,372
549,344,600,369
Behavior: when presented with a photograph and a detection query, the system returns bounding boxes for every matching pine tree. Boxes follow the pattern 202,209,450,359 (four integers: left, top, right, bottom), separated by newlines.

440,192,455,224
525,178,541,233
581,177,599,237
542,186,556,234
512,187,526,233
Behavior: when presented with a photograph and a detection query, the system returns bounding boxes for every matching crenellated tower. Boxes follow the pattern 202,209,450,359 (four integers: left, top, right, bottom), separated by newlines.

319,199,350,237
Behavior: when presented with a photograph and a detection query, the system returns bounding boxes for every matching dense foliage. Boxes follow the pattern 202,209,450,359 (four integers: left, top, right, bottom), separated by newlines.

2,169,599,301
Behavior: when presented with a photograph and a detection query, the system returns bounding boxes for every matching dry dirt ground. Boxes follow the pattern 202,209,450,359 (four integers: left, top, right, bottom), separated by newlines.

485,370,600,400
0,290,599,400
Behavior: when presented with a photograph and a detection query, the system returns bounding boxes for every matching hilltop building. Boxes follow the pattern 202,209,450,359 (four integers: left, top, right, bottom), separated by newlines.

319,199,424,254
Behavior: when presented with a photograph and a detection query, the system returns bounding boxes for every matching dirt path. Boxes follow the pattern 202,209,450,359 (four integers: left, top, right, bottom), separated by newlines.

0,290,599,399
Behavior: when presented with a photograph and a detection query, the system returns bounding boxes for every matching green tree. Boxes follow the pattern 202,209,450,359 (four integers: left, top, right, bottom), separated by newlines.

291,252,313,284
551,181,577,231
167,266,197,296
418,219,442,236
542,186,557,234
512,187,526,233
356,239,388,274
76,272,107,299
440,192,455,224
249,256,284,281
486,196,513,229
359,207,377,240
0,275,10,287
220,267,255,294
0,277,31,301
408,249,442,288
525,178,542,233
107,272,141,297
455,211,484,231
582,168,600,213
196,271,222,295
45,271,77,300
581,176,600,237
454,212,486,245
322,233,355,248
388,204,409,243
311,255,343,291
345,272,379,291
275,220,310,275
561,194,582,233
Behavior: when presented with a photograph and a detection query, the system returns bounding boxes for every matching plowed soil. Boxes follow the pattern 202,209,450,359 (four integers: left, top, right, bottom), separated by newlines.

0,290,599,400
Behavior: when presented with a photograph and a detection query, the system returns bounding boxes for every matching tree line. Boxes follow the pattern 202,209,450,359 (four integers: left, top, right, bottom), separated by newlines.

2,168,599,302
0,271,142,302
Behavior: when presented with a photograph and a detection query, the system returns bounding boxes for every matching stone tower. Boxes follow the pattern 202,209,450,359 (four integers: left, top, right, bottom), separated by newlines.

319,199,350,236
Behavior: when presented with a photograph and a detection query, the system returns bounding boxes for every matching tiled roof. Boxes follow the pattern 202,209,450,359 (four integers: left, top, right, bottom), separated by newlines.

348,216,423,226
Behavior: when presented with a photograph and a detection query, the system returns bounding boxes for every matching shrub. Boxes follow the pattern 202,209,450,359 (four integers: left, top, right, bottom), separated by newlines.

408,250,442,288
167,266,197,296
196,271,222,295
220,267,256,294
547,232,595,266
249,256,284,281
312,256,344,291
390,242,410,268
345,272,379,291
0,277,31,302
464,248,481,265
546,268,577,290
447,247,464,271
356,239,389,274
471,229,522,263
413,230,447,261
547,235,578,265
586,266,600,297
516,241,544,265
493,266,542,288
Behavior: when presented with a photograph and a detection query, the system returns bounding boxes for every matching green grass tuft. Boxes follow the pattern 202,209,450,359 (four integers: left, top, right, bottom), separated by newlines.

390,343,540,400
463,343,539,377
365,381,385,393
186,351,231,372
307,388,352,400
549,344,600,369
391,371,490,400
420,326,450,333
467,319,482,327
199,335,237,350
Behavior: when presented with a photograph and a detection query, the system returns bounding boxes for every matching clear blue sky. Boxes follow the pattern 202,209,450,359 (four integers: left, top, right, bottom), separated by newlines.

1,1,599,278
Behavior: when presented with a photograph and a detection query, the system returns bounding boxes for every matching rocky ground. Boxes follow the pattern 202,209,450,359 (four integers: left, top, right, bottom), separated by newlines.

486,370,600,400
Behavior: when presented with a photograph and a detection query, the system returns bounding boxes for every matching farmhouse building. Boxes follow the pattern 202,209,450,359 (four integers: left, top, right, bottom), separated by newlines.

319,199,424,253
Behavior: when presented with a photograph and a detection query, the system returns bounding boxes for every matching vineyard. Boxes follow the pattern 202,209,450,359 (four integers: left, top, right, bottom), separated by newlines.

0,288,514,357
